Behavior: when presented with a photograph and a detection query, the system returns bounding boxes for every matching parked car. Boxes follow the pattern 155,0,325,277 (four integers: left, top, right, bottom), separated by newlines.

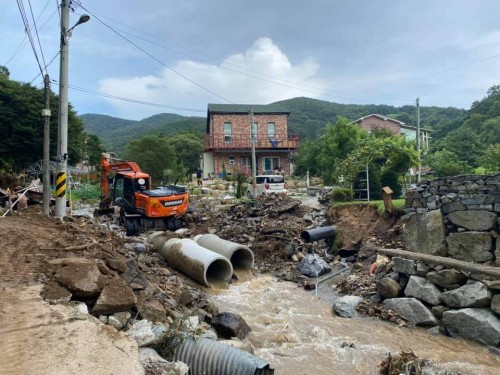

246,175,288,198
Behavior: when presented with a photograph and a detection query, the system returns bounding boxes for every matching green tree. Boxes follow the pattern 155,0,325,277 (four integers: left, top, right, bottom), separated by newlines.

167,133,204,177
125,135,177,183
423,149,472,177
82,133,106,168
478,144,500,173
0,71,85,171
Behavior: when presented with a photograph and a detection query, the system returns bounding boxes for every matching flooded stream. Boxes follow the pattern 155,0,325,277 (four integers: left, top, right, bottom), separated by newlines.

212,275,499,375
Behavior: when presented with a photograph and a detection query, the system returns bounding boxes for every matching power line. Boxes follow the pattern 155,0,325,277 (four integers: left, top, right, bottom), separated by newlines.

51,80,206,113
78,3,233,104
4,3,55,66
27,0,48,73
30,51,59,84
15,0,44,77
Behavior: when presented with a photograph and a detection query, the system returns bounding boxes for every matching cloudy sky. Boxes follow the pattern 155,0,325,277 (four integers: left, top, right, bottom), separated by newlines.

2,0,500,120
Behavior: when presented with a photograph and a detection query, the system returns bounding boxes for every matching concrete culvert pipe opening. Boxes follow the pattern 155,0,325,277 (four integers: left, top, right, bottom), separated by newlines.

194,234,255,271
205,258,233,287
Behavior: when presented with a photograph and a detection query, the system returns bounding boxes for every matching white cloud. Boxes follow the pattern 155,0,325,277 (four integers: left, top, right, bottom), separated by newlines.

98,38,328,119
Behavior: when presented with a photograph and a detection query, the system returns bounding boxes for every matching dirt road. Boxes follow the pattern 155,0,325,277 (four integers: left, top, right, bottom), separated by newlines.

0,210,144,375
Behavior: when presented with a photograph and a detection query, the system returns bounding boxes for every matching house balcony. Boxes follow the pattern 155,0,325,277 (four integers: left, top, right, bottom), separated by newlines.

204,133,300,151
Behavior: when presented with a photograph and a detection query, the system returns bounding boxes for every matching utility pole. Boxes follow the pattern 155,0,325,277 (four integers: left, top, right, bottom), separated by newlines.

250,108,257,188
42,74,51,215
416,98,421,183
55,0,70,218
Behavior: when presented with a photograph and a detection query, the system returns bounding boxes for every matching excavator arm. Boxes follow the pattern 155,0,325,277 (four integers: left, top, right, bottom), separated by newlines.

99,154,143,209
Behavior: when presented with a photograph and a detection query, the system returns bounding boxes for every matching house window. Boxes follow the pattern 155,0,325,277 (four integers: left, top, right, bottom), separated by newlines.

229,156,235,165
240,157,252,169
224,122,232,142
263,157,280,173
267,122,275,138
251,122,258,141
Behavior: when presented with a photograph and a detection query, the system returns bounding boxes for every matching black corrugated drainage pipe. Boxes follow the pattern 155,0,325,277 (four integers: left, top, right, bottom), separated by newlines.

300,225,337,243
174,337,274,375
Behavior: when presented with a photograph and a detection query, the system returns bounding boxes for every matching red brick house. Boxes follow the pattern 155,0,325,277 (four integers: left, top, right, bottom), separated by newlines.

203,104,299,179
352,114,430,149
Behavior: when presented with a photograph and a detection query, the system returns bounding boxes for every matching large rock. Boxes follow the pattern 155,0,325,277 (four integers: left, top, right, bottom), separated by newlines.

426,269,466,289
448,210,497,231
404,276,441,306
127,319,157,346
137,296,166,322
296,253,331,277
331,295,363,317
446,232,493,262
403,210,447,255
376,278,401,299
443,308,500,346
441,281,491,308
392,257,417,276
92,278,137,315
211,312,251,339
120,259,149,290
49,258,102,297
383,298,437,326
491,294,500,315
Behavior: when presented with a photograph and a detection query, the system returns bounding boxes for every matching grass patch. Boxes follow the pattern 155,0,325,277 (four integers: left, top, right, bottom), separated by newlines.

332,199,405,214
70,184,101,204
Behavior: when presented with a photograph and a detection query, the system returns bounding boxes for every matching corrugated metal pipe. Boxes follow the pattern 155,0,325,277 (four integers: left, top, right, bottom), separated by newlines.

153,237,233,287
300,226,337,243
174,337,273,375
194,234,254,271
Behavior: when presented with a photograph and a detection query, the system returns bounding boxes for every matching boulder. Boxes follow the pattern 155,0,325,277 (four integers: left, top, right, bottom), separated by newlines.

113,311,132,328
491,294,500,315
106,259,128,273
426,269,466,289
443,308,500,346
404,276,442,305
383,298,438,326
41,281,72,304
137,296,166,322
403,210,447,255
139,348,189,375
331,295,363,317
446,232,494,262
441,281,491,308
297,253,331,277
448,210,497,231
392,257,416,276
376,278,401,299
211,312,251,339
120,259,149,290
49,258,102,297
127,319,157,346
73,303,89,320
92,278,137,315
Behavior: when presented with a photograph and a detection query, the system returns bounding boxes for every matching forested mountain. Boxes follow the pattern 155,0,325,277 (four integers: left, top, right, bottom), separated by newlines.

81,113,205,154
81,97,465,152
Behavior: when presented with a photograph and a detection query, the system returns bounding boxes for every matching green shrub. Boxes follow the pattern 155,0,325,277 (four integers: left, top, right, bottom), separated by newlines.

331,188,353,202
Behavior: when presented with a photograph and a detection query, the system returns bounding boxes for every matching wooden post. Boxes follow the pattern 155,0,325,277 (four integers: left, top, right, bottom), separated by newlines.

382,186,393,213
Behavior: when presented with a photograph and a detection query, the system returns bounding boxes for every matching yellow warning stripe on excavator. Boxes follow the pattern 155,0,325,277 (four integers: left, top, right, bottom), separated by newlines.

56,172,66,197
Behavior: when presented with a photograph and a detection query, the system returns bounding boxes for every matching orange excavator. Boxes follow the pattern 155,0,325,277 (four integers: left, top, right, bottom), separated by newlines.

98,153,189,236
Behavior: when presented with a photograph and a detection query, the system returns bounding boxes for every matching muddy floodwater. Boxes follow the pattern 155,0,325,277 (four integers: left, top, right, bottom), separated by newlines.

212,275,500,375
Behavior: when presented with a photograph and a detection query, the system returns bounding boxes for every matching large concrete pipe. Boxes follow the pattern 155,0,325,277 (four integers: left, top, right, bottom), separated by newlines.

300,226,337,243
193,234,254,271
153,237,233,287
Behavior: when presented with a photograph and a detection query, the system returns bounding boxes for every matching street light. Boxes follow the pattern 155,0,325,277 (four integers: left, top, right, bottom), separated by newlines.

54,1,90,218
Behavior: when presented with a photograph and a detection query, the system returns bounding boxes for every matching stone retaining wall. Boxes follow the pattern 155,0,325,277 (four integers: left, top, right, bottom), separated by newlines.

386,173,500,347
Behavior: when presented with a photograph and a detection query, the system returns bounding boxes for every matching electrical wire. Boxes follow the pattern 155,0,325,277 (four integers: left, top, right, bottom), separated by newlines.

15,0,44,77
78,3,233,104
27,0,48,73
29,51,59,84
51,80,206,113
4,3,55,66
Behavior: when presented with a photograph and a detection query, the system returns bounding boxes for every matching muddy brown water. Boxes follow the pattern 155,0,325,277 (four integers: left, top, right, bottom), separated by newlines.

212,275,500,375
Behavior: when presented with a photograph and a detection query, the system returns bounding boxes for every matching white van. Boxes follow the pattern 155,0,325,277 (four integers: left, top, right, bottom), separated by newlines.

246,175,288,198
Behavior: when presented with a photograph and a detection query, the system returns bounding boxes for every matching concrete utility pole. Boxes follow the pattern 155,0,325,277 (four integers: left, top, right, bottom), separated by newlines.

250,108,257,188
55,1,89,218
42,74,51,215
55,0,70,218
416,98,421,183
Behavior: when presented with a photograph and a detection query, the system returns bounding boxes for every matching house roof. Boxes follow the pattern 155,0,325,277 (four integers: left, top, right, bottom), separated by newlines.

352,114,405,125
207,103,290,115
207,104,290,132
